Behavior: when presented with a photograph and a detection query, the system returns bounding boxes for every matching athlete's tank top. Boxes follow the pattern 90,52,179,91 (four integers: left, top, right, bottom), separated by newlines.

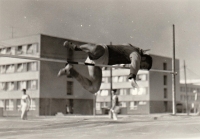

85,44,109,65
107,44,142,65
85,44,142,66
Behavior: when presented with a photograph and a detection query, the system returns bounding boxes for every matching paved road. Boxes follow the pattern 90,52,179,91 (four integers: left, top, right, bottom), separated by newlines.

0,114,200,139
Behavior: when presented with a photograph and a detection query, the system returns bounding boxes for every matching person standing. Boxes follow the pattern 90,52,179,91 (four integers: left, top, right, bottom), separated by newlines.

21,89,31,120
110,89,120,120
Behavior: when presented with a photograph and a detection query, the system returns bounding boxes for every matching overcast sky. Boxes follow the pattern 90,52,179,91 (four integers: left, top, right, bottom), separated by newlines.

0,0,200,80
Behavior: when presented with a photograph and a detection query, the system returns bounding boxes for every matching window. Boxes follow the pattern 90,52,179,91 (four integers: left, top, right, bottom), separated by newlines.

17,81,26,90
0,65,6,73
119,89,129,95
164,101,168,112
130,88,137,95
27,63,32,71
27,80,37,90
163,75,167,85
17,81,21,90
101,102,108,107
26,44,38,54
11,47,15,55
27,44,33,54
16,99,21,111
139,101,146,105
31,43,38,53
138,88,147,95
129,101,138,110
17,46,23,54
9,99,14,110
163,63,167,70
6,64,15,73
30,99,36,110
136,74,147,81
112,76,118,82
164,88,167,98
0,48,6,54
32,62,37,71
5,99,14,111
27,62,37,71
21,81,27,90
17,63,23,72
130,88,147,95
118,76,127,82
100,90,109,96
6,47,11,54
0,82,7,91
0,100,4,109
120,102,127,107
129,102,135,109
96,103,101,110
22,45,27,54
67,81,73,95
23,63,27,72
102,77,109,83
7,82,15,91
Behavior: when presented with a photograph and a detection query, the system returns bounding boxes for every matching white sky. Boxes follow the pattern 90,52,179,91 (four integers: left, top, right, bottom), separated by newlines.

0,0,200,80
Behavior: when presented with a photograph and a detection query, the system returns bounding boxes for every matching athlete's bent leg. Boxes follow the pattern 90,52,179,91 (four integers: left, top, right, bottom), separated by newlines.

63,41,96,52
63,41,105,60
58,64,102,94
70,65,102,94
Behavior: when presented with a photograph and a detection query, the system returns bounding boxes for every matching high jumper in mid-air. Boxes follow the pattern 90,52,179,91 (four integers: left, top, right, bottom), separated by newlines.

58,41,153,94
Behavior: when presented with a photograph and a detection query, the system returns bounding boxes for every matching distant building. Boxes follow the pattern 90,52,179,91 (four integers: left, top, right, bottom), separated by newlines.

96,55,180,114
0,34,94,116
180,83,200,113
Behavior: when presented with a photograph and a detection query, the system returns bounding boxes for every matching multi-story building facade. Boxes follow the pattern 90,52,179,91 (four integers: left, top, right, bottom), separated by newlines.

96,55,180,114
180,83,200,113
0,34,94,116
0,34,183,116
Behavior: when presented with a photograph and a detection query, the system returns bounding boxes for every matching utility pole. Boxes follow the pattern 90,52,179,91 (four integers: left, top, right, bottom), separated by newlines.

172,24,176,115
184,60,189,115
110,42,113,118
93,93,96,116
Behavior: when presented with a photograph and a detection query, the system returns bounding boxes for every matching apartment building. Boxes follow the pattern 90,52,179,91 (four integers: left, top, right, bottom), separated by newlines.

180,83,200,113
0,34,94,116
96,55,180,114
0,34,183,116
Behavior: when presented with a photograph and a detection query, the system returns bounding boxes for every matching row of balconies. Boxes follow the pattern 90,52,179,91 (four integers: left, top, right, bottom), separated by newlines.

0,61,38,74
0,43,38,55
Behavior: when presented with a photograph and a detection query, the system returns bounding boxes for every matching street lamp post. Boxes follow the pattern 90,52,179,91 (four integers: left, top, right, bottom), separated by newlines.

193,90,197,114
93,93,97,116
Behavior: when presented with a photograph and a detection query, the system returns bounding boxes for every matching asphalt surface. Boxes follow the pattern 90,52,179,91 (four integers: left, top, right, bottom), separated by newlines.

0,114,200,139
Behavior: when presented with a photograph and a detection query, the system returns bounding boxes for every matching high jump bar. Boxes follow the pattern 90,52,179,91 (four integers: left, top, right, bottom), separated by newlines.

0,54,177,74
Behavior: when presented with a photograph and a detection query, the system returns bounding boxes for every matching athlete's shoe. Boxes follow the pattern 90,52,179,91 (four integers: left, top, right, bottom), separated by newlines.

127,73,136,80
57,68,67,77
57,63,72,77
63,41,77,50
